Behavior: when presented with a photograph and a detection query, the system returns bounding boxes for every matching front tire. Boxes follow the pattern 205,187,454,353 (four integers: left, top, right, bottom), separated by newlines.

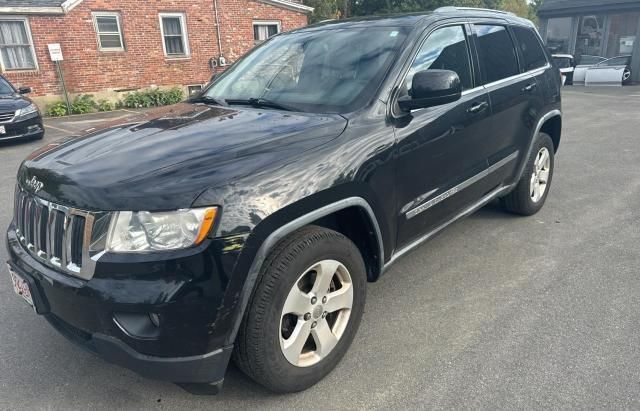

501,132,555,216
233,225,366,393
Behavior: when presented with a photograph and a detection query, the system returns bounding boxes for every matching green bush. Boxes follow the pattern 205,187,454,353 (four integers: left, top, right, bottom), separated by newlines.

46,101,68,117
70,94,96,114
96,99,114,112
121,87,184,109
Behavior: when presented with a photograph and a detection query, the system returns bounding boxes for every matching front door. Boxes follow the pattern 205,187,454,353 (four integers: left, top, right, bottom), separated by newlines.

393,24,496,248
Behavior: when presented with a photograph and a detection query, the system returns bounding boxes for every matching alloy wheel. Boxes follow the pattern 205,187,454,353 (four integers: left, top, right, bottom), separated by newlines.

530,147,551,203
279,259,353,367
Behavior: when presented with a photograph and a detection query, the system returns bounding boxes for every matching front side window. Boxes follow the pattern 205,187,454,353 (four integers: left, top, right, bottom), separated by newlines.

203,27,408,113
0,18,37,71
405,25,473,93
512,26,548,71
92,12,124,51
475,25,519,84
159,13,189,57
254,21,279,45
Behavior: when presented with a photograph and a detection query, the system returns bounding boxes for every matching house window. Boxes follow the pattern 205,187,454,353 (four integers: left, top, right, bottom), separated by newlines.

92,12,124,51
0,18,37,71
253,21,280,45
159,13,189,58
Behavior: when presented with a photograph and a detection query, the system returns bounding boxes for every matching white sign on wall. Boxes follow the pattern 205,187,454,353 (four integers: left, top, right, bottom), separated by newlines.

48,44,63,61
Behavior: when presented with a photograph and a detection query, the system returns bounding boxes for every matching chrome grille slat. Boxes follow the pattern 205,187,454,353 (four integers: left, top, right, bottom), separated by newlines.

0,111,15,123
61,214,71,269
13,186,99,280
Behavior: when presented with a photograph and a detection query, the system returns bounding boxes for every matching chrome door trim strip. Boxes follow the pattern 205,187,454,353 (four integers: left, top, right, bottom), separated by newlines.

386,184,512,270
405,151,518,220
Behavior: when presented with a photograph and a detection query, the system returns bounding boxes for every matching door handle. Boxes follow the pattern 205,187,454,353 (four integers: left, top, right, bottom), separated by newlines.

467,101,488,114
522,83,537,92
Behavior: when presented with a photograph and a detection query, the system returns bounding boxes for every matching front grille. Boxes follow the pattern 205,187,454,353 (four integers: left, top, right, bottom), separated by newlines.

0,110,15,123
14,186,98,280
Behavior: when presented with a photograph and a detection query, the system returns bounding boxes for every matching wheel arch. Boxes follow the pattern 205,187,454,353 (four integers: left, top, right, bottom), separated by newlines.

225,197,384,346
539,114,562,153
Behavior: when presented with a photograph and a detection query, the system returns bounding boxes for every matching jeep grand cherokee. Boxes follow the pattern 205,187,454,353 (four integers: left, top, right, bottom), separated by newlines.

6,8,561,394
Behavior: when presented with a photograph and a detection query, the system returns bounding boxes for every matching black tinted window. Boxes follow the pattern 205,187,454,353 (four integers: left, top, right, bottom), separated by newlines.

512,26,548,71
475,25,519,83
406,25,473,92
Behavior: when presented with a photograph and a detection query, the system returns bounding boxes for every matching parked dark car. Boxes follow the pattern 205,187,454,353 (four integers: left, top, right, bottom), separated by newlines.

0,76,43,142
6,8,561,394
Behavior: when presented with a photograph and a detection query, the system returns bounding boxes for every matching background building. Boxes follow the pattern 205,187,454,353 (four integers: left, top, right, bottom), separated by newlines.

0,0,311,106
538,0,640,83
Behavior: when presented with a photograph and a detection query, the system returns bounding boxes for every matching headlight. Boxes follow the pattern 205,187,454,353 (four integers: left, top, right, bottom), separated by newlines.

106,207,218,252
15,103,38,119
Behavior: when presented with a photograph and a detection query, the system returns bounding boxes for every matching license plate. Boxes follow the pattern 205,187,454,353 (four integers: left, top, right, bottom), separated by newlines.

8,265,34,308
0,125,6,134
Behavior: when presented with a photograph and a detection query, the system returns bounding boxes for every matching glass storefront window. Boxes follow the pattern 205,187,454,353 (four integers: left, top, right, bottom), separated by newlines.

546,17,572,53
606,13,640,57
574,14,606,63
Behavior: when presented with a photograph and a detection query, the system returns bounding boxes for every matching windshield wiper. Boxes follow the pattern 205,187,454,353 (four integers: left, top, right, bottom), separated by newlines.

225,98,299,112
189,95,225,106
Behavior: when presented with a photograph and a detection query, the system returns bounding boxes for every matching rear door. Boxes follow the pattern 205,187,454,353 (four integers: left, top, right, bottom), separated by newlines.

393,23,495,247
470,22,541,187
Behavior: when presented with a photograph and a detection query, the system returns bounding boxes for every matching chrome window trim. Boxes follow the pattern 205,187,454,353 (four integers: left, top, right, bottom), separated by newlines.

483,63,551,89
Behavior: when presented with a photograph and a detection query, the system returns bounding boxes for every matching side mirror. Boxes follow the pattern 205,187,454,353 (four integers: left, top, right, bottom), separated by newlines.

398,70,462,111
18,87,32,95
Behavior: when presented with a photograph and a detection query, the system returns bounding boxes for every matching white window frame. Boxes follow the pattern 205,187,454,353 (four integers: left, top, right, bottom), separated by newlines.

253,20,281,44
159,12,190,58
0,16,38,72
92,11,125,52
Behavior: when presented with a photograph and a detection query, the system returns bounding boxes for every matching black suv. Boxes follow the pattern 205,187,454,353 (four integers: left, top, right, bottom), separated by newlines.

6,8,561,394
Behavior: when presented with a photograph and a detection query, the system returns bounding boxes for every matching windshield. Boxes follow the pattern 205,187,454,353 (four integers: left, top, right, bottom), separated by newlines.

203,27,408,113
0,77,15,95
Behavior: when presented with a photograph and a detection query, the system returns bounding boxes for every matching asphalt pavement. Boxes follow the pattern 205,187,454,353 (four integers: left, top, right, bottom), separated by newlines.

1,88,639,409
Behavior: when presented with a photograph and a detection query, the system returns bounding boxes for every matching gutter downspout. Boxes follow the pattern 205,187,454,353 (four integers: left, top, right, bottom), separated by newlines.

213,0,225,66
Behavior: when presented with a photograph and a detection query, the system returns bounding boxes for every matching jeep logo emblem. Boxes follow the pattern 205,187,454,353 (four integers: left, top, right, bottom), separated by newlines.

25,176,44,193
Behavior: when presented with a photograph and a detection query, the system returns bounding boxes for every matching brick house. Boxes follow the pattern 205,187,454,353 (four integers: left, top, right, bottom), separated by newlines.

0,0,311,106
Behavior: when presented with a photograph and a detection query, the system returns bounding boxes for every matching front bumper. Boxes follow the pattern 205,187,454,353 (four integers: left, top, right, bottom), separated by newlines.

0,115,43,141
5,225,244,384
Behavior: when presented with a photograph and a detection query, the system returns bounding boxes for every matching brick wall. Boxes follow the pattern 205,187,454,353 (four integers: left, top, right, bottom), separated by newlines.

3,0,308,103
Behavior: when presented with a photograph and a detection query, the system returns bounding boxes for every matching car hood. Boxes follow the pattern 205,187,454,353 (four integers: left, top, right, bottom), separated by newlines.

18,103,347,211
0,94,30,111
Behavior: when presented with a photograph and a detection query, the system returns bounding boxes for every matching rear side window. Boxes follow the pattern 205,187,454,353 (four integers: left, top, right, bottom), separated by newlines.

406,25,474,92
512,26,548,71
475,25,519,84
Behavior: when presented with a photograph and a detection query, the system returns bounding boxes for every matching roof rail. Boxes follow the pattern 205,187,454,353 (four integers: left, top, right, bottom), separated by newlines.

434,6,515,16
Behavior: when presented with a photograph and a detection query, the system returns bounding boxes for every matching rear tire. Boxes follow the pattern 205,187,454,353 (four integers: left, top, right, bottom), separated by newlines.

501,132,555,216
233,225,366,393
